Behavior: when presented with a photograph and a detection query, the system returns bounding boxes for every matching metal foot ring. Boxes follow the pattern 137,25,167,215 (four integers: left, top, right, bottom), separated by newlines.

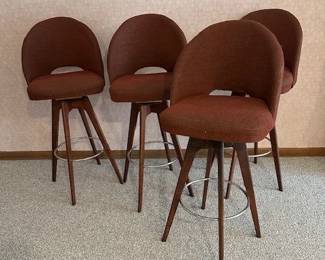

180,177,249,221
248,137,272,159
127,141,177,168
54,136,103,162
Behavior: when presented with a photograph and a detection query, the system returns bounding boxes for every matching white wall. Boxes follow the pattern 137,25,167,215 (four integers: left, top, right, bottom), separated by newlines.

0,0,324,151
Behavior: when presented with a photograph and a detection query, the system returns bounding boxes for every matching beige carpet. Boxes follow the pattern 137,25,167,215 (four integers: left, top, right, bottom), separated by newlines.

0,156,324,259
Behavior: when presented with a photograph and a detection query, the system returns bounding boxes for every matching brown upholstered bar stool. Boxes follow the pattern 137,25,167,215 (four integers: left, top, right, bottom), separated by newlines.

160,20,284,259
107,14,193,212
22,17,123,205
219,9,303,199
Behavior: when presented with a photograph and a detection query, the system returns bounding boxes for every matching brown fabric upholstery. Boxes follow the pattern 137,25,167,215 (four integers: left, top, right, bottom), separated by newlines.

234,67,293,97
110,73,172,102
282,67,294,93
242,9,302,91
107,14,186,102
161,95,274,143
161,20,284,143
170,20,284,117
22,17,104,100
28,71,104,100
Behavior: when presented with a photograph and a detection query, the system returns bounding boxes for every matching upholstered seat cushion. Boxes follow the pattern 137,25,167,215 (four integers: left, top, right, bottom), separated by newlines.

160,95,275,143
27,71,104,100
110,73,172,102
281,67,294,94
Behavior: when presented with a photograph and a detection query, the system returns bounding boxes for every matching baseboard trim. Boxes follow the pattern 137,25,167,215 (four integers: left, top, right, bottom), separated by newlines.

0,147,324,160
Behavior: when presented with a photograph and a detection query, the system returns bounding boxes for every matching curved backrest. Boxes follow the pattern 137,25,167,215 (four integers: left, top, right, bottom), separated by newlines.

107,14,186,82
171,20,284,119
22,17,104,84
242,9,302,86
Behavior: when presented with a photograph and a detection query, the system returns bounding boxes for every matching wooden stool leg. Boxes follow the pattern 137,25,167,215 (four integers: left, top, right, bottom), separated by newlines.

270,128,283,191
162,138,200,242
123,103,139,183
61,102,76,205
217,142,224,260
83,97,123,184
52,100,60,182
201,147,216,209
225,148,237,199
254,142,258,164
170,134,194,197
158,114,173,171
234,143,261,238
78,109,101,165
138,105,150,212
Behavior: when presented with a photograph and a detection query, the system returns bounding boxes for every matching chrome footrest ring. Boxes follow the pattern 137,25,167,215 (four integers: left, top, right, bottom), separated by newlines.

180,177,249,221
248,150,272,158
54,136,103,162
127,140,177,168
248,137,271,159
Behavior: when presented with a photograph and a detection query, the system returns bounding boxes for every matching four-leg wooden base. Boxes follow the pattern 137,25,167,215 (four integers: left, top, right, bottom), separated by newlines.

123,101,194,212
51,96,123,205
162,138,261,260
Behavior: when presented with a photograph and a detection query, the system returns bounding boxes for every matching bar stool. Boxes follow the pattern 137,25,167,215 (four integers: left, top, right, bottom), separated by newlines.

160,20,284,259
221,9,303,199
107,14,193,212
22,17,123,205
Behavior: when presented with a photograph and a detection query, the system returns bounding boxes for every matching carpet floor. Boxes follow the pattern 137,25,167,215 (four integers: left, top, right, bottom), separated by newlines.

0,156,324,259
